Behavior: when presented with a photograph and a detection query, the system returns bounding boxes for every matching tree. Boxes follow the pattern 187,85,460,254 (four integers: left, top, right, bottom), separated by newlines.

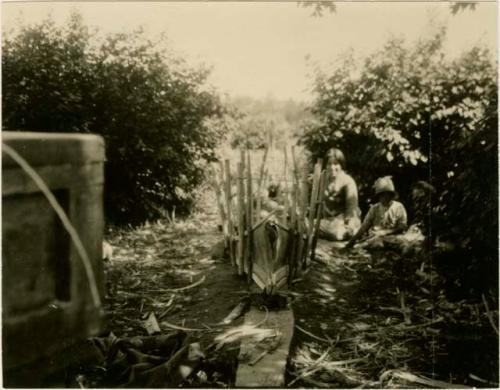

2,13,227,224
227,95,310,149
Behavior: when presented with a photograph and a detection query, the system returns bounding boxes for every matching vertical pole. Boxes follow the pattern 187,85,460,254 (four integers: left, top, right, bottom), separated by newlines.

288,174,299,285
237,161,245,276
305,160,322,267
311,169,327,261
240,150,247,277
282,146,290,225
297,166,309,270
246,152,253,284
210,164,227,238
224,159,235,266
256,146,269,220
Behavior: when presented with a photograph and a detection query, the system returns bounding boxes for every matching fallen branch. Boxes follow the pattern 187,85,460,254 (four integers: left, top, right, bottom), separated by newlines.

288,372,330,388
288,347,331,386
392,316,444,331
161,320,205,332
321,367,363,387
380,369,471,389
288,365,324,386
469,373,499,387
482,294,499,336
161,275,206,293
322,357,368,367
248,350,268,366
158,296,176,319
295,324,331,344
218,298,251,325
115,291,154,300
248,332,283,366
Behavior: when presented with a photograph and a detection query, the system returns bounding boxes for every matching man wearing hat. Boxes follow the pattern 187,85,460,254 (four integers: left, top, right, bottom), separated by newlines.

345,176,407,248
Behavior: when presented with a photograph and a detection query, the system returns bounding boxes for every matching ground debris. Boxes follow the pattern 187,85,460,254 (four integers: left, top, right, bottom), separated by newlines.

82,330,204,387
288,236,498,388
143,312,162,335
91,190,243,387
380,369,472,389
218,297,251,325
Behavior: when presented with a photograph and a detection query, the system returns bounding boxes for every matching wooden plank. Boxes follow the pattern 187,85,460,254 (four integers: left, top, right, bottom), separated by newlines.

252,219,275,293
235,307,295,388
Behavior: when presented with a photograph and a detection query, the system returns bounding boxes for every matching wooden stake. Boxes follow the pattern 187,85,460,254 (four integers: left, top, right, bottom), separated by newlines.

246,152,253,283
311,169,327,261
224,159,235,266
282,146,290,225
288,175,301,282
237,161,245,276
256,146,269,219
305,161,322,266
291,146,300,184
290,175,297,229
210,164,227,237
297,166,309,270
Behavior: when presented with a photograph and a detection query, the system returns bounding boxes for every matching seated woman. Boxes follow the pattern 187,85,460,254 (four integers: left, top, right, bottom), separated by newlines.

319,148,361,241
345,176,407,248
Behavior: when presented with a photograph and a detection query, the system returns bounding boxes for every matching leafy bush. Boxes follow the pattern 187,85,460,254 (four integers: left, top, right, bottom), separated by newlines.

299,30,498,292
3,14,226,224
230,116,279,150
228,96,310,150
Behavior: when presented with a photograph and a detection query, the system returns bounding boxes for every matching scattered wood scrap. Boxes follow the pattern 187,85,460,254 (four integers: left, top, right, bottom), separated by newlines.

380,369,472,389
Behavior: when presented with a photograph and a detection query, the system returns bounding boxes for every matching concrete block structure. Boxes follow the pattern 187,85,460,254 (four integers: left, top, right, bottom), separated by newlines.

2,131,105,387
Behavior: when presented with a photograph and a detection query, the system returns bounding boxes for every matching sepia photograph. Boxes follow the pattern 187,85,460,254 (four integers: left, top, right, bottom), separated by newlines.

1,0,498,387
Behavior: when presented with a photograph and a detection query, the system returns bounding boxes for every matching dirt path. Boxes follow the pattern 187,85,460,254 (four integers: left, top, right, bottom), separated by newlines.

101,188,251,386
97,189,498,388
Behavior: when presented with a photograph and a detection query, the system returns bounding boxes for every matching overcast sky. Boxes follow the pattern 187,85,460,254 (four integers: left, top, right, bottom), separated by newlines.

2,1,498,101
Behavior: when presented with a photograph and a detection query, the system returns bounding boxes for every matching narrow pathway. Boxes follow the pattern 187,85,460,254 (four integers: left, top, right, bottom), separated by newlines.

101,188,497,388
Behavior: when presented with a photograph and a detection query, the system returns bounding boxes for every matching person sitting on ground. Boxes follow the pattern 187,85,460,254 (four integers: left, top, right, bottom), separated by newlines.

345,176,407,249
319,148,362,241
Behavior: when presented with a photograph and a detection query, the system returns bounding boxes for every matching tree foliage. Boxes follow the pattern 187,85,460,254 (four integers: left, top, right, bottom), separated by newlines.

299,30,497,291
228,96,310,149
297,1,337,17
3,14,226,224
297,1,477,16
